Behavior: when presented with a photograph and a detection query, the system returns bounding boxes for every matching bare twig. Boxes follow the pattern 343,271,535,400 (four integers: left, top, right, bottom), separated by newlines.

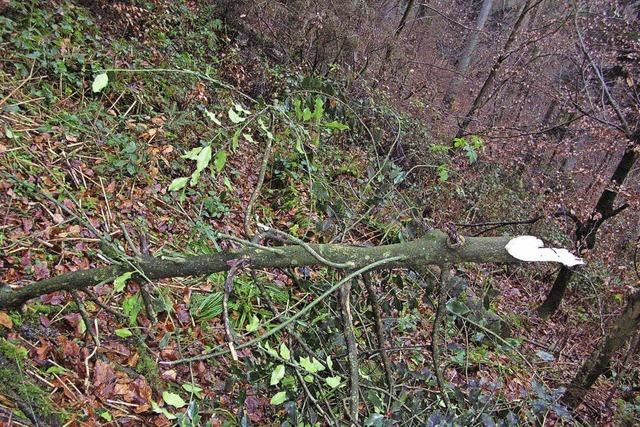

72,290,100,346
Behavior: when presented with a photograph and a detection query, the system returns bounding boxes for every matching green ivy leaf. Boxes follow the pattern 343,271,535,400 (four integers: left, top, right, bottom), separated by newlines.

302,107,312,121
299,356,324,373
196,145,212,173
234,103,251,115
115,328,132,338
214,150,227,172
293,99,302,120
190,170,201,186
313,97,324,120
181,147,203,160
92,73,109,93
279,343,290,361
446,300,470,316
270,391,287,406
113,271,133,293
231,128,242,151
228,108,245,124
98,410,113,422
299,356,316,373
182,383,203,398
223,176,233,192
168,177,189,191
162,391,186,408
246,315,259,332
152,401,177,420
270,364,286,386
325,376,341,389
437,164,449,182
322,121,349,131
263,342,279,358
123,293,142,326
204,109,222,126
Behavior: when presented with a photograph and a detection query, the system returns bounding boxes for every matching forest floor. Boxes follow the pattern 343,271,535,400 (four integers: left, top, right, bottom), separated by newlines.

0,1,638,426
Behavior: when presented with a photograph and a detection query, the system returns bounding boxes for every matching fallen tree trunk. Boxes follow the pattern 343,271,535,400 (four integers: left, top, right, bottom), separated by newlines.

0,230,579,310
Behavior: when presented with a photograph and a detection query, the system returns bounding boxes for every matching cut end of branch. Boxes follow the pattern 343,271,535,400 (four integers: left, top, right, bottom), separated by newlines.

505,236,584,267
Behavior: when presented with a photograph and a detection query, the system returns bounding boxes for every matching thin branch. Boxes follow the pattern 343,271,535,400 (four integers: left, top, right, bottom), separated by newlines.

222,261,244,361
362,273,394,394
574,9,631,137
340,278,360,424
432,266,451,409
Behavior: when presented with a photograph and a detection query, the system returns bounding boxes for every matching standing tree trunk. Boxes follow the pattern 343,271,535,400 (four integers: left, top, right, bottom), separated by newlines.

455,0,538,138
538,137,637,316
562,291,640,408
377,0,416,80
442,0,494,110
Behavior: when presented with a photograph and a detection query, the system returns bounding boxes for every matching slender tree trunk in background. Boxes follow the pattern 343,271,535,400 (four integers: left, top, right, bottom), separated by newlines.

395,0,415,35
539,138,638,316
455,0,537,139
562,291,640,408
377,0,415,81
442,0,494,110
541,99,557,127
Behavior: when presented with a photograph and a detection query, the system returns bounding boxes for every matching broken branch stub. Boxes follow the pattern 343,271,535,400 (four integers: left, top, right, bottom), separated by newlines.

505,236,584,267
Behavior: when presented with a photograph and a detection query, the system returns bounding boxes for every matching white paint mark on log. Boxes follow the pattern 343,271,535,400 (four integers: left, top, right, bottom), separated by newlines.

505,236,584,267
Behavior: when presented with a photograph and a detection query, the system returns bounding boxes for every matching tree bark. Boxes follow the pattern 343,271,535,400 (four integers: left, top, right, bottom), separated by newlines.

455,0,538,138
0,231,524,310
562,291,640,408
539,137,637,316
538,265,574,316
442,0,494,110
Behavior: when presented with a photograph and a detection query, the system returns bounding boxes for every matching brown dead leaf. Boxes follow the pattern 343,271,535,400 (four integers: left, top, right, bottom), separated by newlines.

0,312,13,329
161,369,177,381
93,359,117,401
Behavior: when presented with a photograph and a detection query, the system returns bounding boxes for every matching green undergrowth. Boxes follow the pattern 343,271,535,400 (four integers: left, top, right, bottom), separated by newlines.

0,338,60,423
